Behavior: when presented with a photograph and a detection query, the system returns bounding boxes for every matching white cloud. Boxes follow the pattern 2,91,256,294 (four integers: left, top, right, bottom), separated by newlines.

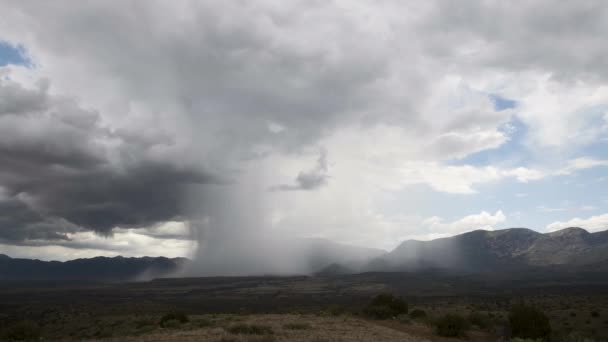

547,214,608,233
2,222,196,261
557,157,608,175
421,210,506,238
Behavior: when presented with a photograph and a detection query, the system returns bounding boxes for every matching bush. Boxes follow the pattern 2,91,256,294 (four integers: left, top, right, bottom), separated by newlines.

283,322,311,330
195,318,213,327
434,313,469,337
591,311,600,318
410,309,427,320
322,304,345,316
509,304,551,340
159,312,189,328
363,293,408,319
227,324,274,335
468,311,489,329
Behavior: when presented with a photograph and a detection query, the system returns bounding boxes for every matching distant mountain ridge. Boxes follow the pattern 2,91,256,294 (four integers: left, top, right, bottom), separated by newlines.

0,255,187,282
361,227,608,273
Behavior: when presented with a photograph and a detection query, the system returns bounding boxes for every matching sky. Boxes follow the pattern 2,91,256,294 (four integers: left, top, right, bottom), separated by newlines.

0,1,608,262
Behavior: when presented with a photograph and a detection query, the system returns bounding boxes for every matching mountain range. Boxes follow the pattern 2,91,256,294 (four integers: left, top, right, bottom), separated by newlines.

0,254,187,282
358,227,608,274
1,227,607,281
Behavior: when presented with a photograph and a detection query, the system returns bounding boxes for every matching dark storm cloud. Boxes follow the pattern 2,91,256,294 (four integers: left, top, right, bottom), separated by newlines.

0,78,219,243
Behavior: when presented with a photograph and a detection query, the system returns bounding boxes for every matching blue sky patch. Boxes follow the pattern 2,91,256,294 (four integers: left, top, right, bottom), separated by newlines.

489,94,517,111
0,41,32,68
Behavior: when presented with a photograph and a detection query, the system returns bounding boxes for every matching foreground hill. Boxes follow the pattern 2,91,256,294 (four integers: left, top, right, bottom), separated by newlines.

365,227,608,273
0,254,187,281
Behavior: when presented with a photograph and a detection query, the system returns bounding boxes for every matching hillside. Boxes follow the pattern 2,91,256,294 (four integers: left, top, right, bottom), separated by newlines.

366,227,608,273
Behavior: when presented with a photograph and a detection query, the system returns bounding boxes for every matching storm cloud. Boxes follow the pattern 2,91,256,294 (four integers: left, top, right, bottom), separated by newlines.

0,77,218,243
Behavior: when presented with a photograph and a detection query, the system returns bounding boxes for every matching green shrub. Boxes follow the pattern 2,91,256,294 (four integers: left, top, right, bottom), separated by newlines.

195,318,213,327
434,313,469,337
159,312,189,328
322,304,345,316
227,324,274,335
509,304,551,340
468,311,489,329
134,318,156,329
283,322,311,330
0,320,41,341
363,293,408,319
410,309,427,320
560,331,595,342
363,304,397,319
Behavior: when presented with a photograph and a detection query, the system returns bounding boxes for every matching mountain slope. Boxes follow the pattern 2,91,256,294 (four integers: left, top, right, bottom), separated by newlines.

368,227,608,273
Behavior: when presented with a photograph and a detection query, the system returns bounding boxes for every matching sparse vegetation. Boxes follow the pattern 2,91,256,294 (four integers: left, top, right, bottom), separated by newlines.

159,312,189,328
509,304,551,340
363,293,408,319
469,311,489,329
195,317,214,327
0,320,41,341
227,323,274,335
283,322,312,330
409,308,427,320
321,304,345,316
434,313,469,337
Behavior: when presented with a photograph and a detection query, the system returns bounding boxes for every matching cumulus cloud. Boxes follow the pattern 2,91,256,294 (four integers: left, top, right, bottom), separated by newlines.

421,210,506,239
0,77,219,243
547,214,608,233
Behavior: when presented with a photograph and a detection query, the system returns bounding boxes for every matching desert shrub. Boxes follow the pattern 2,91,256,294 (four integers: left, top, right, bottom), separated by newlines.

410,309,427,320
134,318,156,329
195,318,213,327
509,304,551,340
363,293,408,319
322,304,345,316
591,311,600,318
363,305,396,319
469,311,489,329
434,313,469,337
227,324,274,335
283,322,311,330
397,314,411,324
0,320,41,341
560,331,596,342
159,312,189,328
